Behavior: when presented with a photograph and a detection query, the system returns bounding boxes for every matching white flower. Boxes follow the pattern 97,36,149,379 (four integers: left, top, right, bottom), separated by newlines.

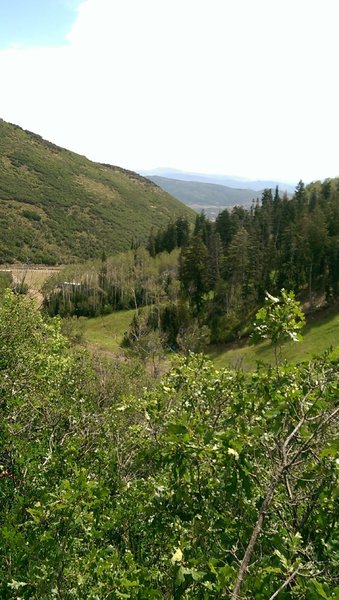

227,447,239,460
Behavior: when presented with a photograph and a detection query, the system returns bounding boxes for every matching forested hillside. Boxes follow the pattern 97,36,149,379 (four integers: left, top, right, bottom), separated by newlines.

176,180,338,341
0,119,194,264
42,179,338,349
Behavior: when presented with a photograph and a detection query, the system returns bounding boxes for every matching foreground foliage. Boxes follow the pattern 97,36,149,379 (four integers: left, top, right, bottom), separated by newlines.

1,292,338,598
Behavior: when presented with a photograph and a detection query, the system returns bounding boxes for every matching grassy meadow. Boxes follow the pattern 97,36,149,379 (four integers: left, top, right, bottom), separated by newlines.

4,260,337,370
209,305,339,370
82,309,136,353
80,303,339,369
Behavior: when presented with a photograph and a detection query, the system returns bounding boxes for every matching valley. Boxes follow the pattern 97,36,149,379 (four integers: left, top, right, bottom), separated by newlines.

69,301,339,369
140,169,295,219
1,0,338,592
0,119,338,598
2,262,337,372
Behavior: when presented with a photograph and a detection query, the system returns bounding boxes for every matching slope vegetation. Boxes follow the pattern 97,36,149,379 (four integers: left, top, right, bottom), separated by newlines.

0,119,193,264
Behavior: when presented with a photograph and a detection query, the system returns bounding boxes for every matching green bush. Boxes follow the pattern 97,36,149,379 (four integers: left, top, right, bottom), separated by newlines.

0,271,13,294
21,209,41,222
1,292,337,598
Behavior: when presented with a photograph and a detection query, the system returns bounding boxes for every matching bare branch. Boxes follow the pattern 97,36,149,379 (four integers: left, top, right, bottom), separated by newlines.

231,403,338,599
287,406,339,469
230,466,284,600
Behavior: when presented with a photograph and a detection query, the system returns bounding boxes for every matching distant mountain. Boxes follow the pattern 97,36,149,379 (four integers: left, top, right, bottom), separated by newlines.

145,175,262,219
0,120,194,264
140,168,296,195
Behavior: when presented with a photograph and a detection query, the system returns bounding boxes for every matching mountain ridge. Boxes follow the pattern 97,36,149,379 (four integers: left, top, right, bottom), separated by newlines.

139,167,296,194
144,175,261,219
140,169,295,218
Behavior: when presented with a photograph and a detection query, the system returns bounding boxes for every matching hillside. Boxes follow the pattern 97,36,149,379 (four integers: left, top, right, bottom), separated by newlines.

146,175,259,218
141,169,296,218
0,119,194,264
210,304,339,370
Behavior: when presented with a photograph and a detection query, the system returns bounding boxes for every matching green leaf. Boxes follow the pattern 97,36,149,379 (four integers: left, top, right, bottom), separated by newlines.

167,422,189,435
121,579,139,588
262,566,282,574
274,549,289,569
309,579,330,599
191,569,204,581
203,581,215,590
175,566,186,586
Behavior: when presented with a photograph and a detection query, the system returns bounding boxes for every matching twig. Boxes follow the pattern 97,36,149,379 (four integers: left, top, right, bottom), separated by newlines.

231,403,338,599
230,466,284,600
268,565,302,600
286,406,339,469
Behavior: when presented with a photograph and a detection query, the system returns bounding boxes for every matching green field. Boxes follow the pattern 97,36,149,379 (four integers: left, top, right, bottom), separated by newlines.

209,306,339,370
82,305,339,369
82,309,136,353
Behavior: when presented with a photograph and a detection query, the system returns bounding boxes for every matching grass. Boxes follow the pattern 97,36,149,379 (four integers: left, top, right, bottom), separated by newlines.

81,304,339,371
82,309,136,353
209,305,339,370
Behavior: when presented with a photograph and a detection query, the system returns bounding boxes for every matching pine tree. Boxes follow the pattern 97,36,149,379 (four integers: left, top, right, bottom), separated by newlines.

179,234,209,314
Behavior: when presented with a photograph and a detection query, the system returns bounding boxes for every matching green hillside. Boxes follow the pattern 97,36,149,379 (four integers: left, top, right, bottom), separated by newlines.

209,305,339,370
0,119,194,264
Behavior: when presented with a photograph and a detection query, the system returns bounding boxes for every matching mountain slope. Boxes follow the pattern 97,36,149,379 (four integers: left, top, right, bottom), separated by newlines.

0,119,194,264
146,175,260,218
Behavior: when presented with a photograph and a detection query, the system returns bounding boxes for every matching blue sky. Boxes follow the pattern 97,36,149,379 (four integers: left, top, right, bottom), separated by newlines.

0,0,81,48
0,0,338,183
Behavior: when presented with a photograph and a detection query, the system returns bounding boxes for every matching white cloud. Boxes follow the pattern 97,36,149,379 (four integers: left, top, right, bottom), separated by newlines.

0,0,338,181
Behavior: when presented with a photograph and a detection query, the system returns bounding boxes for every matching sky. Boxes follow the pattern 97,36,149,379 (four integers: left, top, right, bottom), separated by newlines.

0,0,338,183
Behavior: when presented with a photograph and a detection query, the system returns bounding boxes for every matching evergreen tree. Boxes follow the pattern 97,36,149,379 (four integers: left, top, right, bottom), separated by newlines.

194,211,212,246
215,208,235,250
146,228,156,257
179,234,209,314
175,216,190,248
207,231,224,288
295,179,306,213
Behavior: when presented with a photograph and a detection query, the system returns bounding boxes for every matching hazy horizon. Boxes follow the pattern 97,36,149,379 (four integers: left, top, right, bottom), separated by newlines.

1,1,338,183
